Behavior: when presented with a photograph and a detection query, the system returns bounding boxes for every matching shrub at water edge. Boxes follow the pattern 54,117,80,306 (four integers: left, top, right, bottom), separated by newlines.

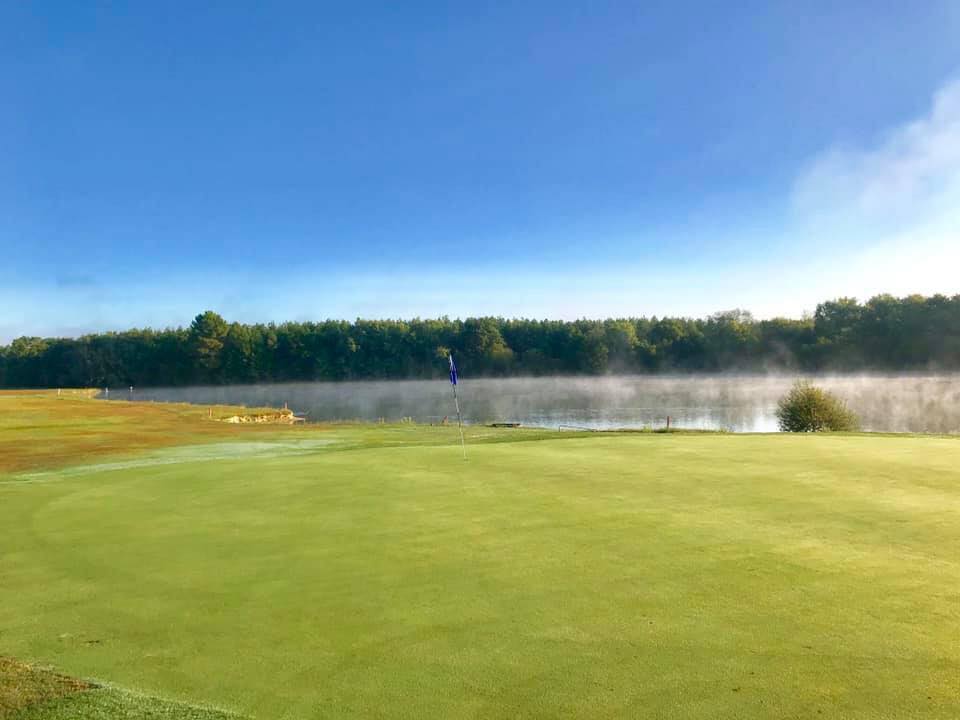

776,381,860,432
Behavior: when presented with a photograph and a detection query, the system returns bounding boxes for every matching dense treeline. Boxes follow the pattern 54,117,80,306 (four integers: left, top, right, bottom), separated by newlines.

2,294,959,388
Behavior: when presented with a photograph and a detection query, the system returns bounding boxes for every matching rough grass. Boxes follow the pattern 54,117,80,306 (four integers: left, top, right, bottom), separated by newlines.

0,657,91,717
1,392,958,718
7,688,240,720
0,391,305,475
0,656,235,719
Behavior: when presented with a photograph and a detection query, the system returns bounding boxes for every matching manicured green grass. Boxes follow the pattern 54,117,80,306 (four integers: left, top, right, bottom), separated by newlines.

1,395,958,718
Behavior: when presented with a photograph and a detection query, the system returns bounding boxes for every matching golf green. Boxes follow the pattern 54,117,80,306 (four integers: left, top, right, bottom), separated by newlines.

2,408,958,718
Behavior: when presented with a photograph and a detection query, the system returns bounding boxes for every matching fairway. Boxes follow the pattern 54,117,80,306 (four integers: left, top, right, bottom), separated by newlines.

2,395,958,718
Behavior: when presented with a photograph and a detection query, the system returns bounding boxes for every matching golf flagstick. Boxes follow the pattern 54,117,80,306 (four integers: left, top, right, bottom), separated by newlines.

449,354,467,461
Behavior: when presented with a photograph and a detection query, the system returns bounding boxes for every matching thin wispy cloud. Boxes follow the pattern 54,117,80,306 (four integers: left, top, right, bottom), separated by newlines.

792,77,960,230
778,77,960,303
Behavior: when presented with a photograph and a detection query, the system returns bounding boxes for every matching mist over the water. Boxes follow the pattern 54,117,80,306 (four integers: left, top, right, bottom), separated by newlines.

107,375,960,433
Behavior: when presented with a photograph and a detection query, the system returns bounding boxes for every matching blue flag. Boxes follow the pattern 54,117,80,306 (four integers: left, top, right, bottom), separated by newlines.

448,354,458,386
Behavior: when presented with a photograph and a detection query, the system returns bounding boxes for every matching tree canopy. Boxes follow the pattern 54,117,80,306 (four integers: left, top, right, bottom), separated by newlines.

2,294,959,388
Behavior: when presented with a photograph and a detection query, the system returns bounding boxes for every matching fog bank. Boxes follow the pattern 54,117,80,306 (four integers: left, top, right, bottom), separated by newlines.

106,374,960,434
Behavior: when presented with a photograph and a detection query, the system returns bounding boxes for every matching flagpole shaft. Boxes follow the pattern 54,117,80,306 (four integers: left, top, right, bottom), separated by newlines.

452,384,467,461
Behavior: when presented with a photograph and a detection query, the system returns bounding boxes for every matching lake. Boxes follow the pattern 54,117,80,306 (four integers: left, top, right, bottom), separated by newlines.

106,374,960,433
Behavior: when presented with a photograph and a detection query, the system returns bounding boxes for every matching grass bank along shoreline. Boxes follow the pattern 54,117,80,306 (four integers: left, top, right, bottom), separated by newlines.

0,390,307,475
0,390,577,477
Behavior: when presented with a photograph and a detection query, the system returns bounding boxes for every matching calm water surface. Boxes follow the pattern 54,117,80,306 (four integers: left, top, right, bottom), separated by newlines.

108,375,960,434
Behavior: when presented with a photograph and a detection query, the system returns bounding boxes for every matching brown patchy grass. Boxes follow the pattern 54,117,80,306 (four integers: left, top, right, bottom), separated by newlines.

0,390,307,475
0,657,92,717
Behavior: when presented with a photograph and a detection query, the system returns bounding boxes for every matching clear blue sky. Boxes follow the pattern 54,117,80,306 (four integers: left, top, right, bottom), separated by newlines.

3,2,960,340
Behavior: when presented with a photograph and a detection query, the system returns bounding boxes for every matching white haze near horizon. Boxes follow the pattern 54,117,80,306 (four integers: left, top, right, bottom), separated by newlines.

2,78,960,342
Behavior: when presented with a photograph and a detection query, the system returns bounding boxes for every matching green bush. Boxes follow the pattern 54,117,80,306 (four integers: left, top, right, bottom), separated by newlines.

776,381,860,432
